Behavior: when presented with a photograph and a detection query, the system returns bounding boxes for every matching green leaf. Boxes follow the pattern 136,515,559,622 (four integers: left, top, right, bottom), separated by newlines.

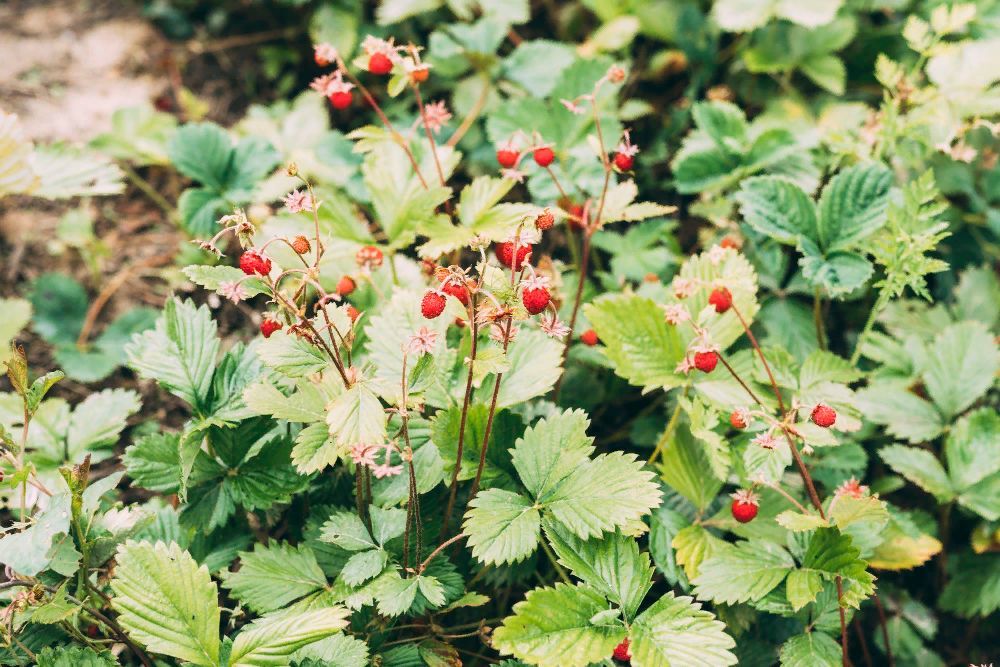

416,575,447,608
491,329,563,408
939,553,1000,618
29,145,124,198
68,388,141,451
543,522,653,621
492,583,624,667
671,524,725,581
879,445,954,502
0,297,31,364
690,101,747,155
0,492,79,577
293,632,369,666
629,592,737,667
736,176,818,245
125,298,219,411
326,383,387,451
786,570,824,611
168,122,234,191
945,408,1000,520
511,409,593,500
255,331,329,378
817,163,893,251
222,542,327,613
779,632,841,667
183,265,268,299
374,574,421,617
89,104,177,166
584,295,684,392
291,422,344,475
503,40,576,97
776,510,829,532
659,423,724,512
922,322,999,419
29,272,87,345
801,528,876,609
321,510,378,552
463,489,541,566
800,249,874,295
177,187,228,237
111,541,221,666
229,608,349,667
35,646,117,667
693,541,794,604
800,54,846,94
340,549,388,587
855,386,943,443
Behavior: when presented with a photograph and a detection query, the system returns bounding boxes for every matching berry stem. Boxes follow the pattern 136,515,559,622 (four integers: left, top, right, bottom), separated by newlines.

446,74,490,148
418,532,467,574
730,301,785,413
335,57,430,191
759,478,810,514
440,295,480,540
553,207,592,401
717,352,767,408
871,591,895,667
468,316,511,501
543,165,571,203
413,84,449,193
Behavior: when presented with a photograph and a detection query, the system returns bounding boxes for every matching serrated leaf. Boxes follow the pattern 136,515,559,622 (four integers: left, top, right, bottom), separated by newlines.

629,592,737,667
693,541,794,604
125,298,219,411
659,423,724,512
939,553,1000,618
492,583,624,667
222,542,327,613
786,570,824,611
374,574,421,617
340,549,389,587
321,510,378,552
922,321,998,419
779,632,841,667
672,524,725,581
879,445,953,502
855,386,943,443
326,383,387,450
945,408,1000,520
0,493,79,577
817,163,893,250
229,608,349,666
736,176,818,245
463,489,541,566
34,646,117,667
511,409,593,500
776,510,829,532
801,527,876,609
255,331,329,378
111,541,220,666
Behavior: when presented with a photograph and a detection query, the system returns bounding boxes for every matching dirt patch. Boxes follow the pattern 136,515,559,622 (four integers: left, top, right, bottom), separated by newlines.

0,0,169,144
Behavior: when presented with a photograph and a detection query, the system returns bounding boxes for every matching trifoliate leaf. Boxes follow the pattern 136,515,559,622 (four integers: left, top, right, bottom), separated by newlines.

326,383,387,451
111,541,220,666
816,163,893,251
736,176,818,245
463,488,541,566
511,408,593,500
693,541,794,604
801,527,876,609
492,583,624,667
629,592,737,667
672,524,725,581
340,549,389,587
320,511,378,552
776,510,829,532
374,574,421,617
255,331,330,378
221,542,327,613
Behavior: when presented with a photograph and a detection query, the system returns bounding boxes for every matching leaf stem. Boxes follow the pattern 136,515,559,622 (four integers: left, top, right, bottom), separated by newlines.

648,386,687,465
539,537,571,585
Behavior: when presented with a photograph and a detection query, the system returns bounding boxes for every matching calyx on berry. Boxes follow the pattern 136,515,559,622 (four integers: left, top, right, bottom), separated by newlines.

729,409,748,429
522,286,550,315
730,489,760,523
292,235,311,255
441,280,469,305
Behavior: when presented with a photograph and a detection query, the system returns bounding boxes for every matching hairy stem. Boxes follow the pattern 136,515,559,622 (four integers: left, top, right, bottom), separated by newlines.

441,298,479,540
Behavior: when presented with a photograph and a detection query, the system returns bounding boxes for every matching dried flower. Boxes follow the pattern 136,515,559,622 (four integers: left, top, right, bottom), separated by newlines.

284,189,314,213
406,327,439,356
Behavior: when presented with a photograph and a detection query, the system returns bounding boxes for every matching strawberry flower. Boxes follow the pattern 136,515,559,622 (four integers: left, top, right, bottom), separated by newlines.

834,477,870,499
422,100,452,134
539,313,570,339
662,303,690,325
217,280,248,304
406,327,439,357
313,43,338,67
283,189,314,213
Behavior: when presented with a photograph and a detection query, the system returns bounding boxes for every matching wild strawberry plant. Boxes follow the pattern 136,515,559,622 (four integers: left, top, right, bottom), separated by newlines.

2,3,1000,666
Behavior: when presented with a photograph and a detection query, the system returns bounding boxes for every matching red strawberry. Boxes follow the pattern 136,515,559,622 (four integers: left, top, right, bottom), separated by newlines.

729,410,747,429
368,52,393,75
522,287,550,315
731,496,759,523
421,291,446,319
567,203,586,230
329,91,353,109
535,209,554,231
496,148,519,169
347,305,360,322
811,404,837,428
260,318,282,338
239,251,261,275
533,146,555,167
720,235,740,249
496,241,531,270
441,280,469,305
255,254,272,275
356,245,383,269
708,287,733,313
580,329,599,346
336,276,356,296
614,152,634,171
694,350,718,373
292,235,311,255
612,638,631,661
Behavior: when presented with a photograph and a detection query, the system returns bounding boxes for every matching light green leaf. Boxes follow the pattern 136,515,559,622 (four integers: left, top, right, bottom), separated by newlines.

321,510,377,552
340,549,389,587
629,592,737,667
255,331,329,378
829,495,890,532
511,408,593,500
659,424,724,512
776,510,829,532
111,541,220,666
229,608,349,667
492,329,563,408
736,176,818,245
67,388,140,452
125,298,219,410
922,322,998,419
0,298,31,364
855,386,943,443
879,445,954,502
945,408,1000,520
222,542,327,613
326,383,387,450
584,295,684,392
800,54,846,94
492,583,624,667
939,553,1000,618
786,570,824,611
183,265,268,299
291,422,344,474
463,489,541,566
0,493,78,577
779,632,841,667
801,528,876,609
672,524,725,581
693,541,794,604
374,574,420,617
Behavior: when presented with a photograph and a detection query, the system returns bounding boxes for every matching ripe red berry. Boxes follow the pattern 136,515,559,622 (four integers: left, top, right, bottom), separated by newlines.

535,209,554,231
720,235,740,249
329,91,353,109
421,291,446,319
441,280,469,305
522,287,550,315
260,318,282,338
336,276,356,296
292,235,311,255
496,148,519,169
811,404,837,428
496,241,531,270
731,497,759,523
567,203,586,230
410,67,429,83
368,52,393,75
708,287,733,313
693,350,718,373
356,245,383,269
533,146,555,167
612,638,631,661
580,329,599,346
729,411,747,429
239,251,260,275
347,305,360,322
614,152,634,171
